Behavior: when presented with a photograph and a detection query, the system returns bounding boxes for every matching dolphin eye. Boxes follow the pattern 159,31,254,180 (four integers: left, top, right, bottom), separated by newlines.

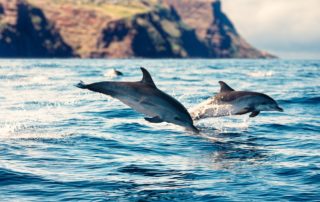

174,117,182,121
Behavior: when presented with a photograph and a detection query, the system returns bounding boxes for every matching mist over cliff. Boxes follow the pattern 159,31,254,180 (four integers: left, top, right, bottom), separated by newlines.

0,0,274,58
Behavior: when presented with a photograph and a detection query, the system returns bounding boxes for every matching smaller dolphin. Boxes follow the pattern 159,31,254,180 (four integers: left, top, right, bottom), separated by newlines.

190,81,283,120
76,67,199,133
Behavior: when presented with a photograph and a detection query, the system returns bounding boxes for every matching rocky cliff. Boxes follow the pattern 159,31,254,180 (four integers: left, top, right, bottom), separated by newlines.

93,7,209,58
0,0,75,58
0,0,275,58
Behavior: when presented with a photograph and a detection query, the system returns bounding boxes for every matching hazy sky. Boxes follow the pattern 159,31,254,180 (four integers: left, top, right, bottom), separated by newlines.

222,0,320,59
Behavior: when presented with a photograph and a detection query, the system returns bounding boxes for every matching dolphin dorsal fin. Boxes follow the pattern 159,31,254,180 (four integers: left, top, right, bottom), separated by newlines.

140,67,156,87
218,81,235,92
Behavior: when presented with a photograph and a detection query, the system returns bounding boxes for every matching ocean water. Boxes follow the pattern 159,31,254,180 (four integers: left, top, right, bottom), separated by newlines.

0,59,319,201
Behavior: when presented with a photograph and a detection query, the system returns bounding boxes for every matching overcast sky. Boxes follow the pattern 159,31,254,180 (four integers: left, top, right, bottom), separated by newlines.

222,0,320,59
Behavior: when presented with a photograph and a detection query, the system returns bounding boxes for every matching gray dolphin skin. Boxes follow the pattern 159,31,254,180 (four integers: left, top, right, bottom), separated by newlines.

76,67,199,133
190,81,283,120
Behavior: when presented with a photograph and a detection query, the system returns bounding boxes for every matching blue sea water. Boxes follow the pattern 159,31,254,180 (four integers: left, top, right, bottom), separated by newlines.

0,59,319,201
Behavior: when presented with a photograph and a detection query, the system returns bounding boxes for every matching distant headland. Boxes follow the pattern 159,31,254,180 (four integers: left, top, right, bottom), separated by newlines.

0,0,275,58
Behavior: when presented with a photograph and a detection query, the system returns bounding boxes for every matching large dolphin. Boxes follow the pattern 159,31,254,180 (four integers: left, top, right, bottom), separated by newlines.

76,67,199,133
190,81,283,120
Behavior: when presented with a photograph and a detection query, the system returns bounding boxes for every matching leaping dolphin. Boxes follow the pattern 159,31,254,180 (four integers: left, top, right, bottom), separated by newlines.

76,67,199,133
190,81,283,120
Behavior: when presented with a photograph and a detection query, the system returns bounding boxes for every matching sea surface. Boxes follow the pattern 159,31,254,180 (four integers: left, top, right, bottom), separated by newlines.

0,59,319,201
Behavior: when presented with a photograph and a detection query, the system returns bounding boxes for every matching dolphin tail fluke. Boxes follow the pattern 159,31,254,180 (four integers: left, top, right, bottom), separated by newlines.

75,81,87,89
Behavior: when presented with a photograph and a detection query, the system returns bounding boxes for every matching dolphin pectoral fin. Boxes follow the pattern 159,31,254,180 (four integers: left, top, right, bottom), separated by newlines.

235,107,252,115
249,111,260,117
144,116,163,123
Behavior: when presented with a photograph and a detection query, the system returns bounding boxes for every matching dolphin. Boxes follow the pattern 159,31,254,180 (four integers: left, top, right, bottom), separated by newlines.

190,81,283,120
76,67,199,133
105,69,123,78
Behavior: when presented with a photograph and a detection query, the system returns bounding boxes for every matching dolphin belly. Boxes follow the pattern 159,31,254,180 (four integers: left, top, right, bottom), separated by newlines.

115,95,163,119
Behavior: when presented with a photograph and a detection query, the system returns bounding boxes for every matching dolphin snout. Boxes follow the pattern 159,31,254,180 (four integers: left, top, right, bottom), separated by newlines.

276,106,284,112
187,125,200,134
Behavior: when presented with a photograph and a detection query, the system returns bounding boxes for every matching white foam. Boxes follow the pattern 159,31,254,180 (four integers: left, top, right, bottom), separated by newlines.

247,71,274,77
196,115,250,134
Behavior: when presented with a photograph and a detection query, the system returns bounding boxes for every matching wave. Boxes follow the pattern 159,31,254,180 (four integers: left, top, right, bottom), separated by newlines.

279,96,320,104
0,167,59,186
118,164,178,177
0,121,72,139
260,123,319,133
83,108,139,119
